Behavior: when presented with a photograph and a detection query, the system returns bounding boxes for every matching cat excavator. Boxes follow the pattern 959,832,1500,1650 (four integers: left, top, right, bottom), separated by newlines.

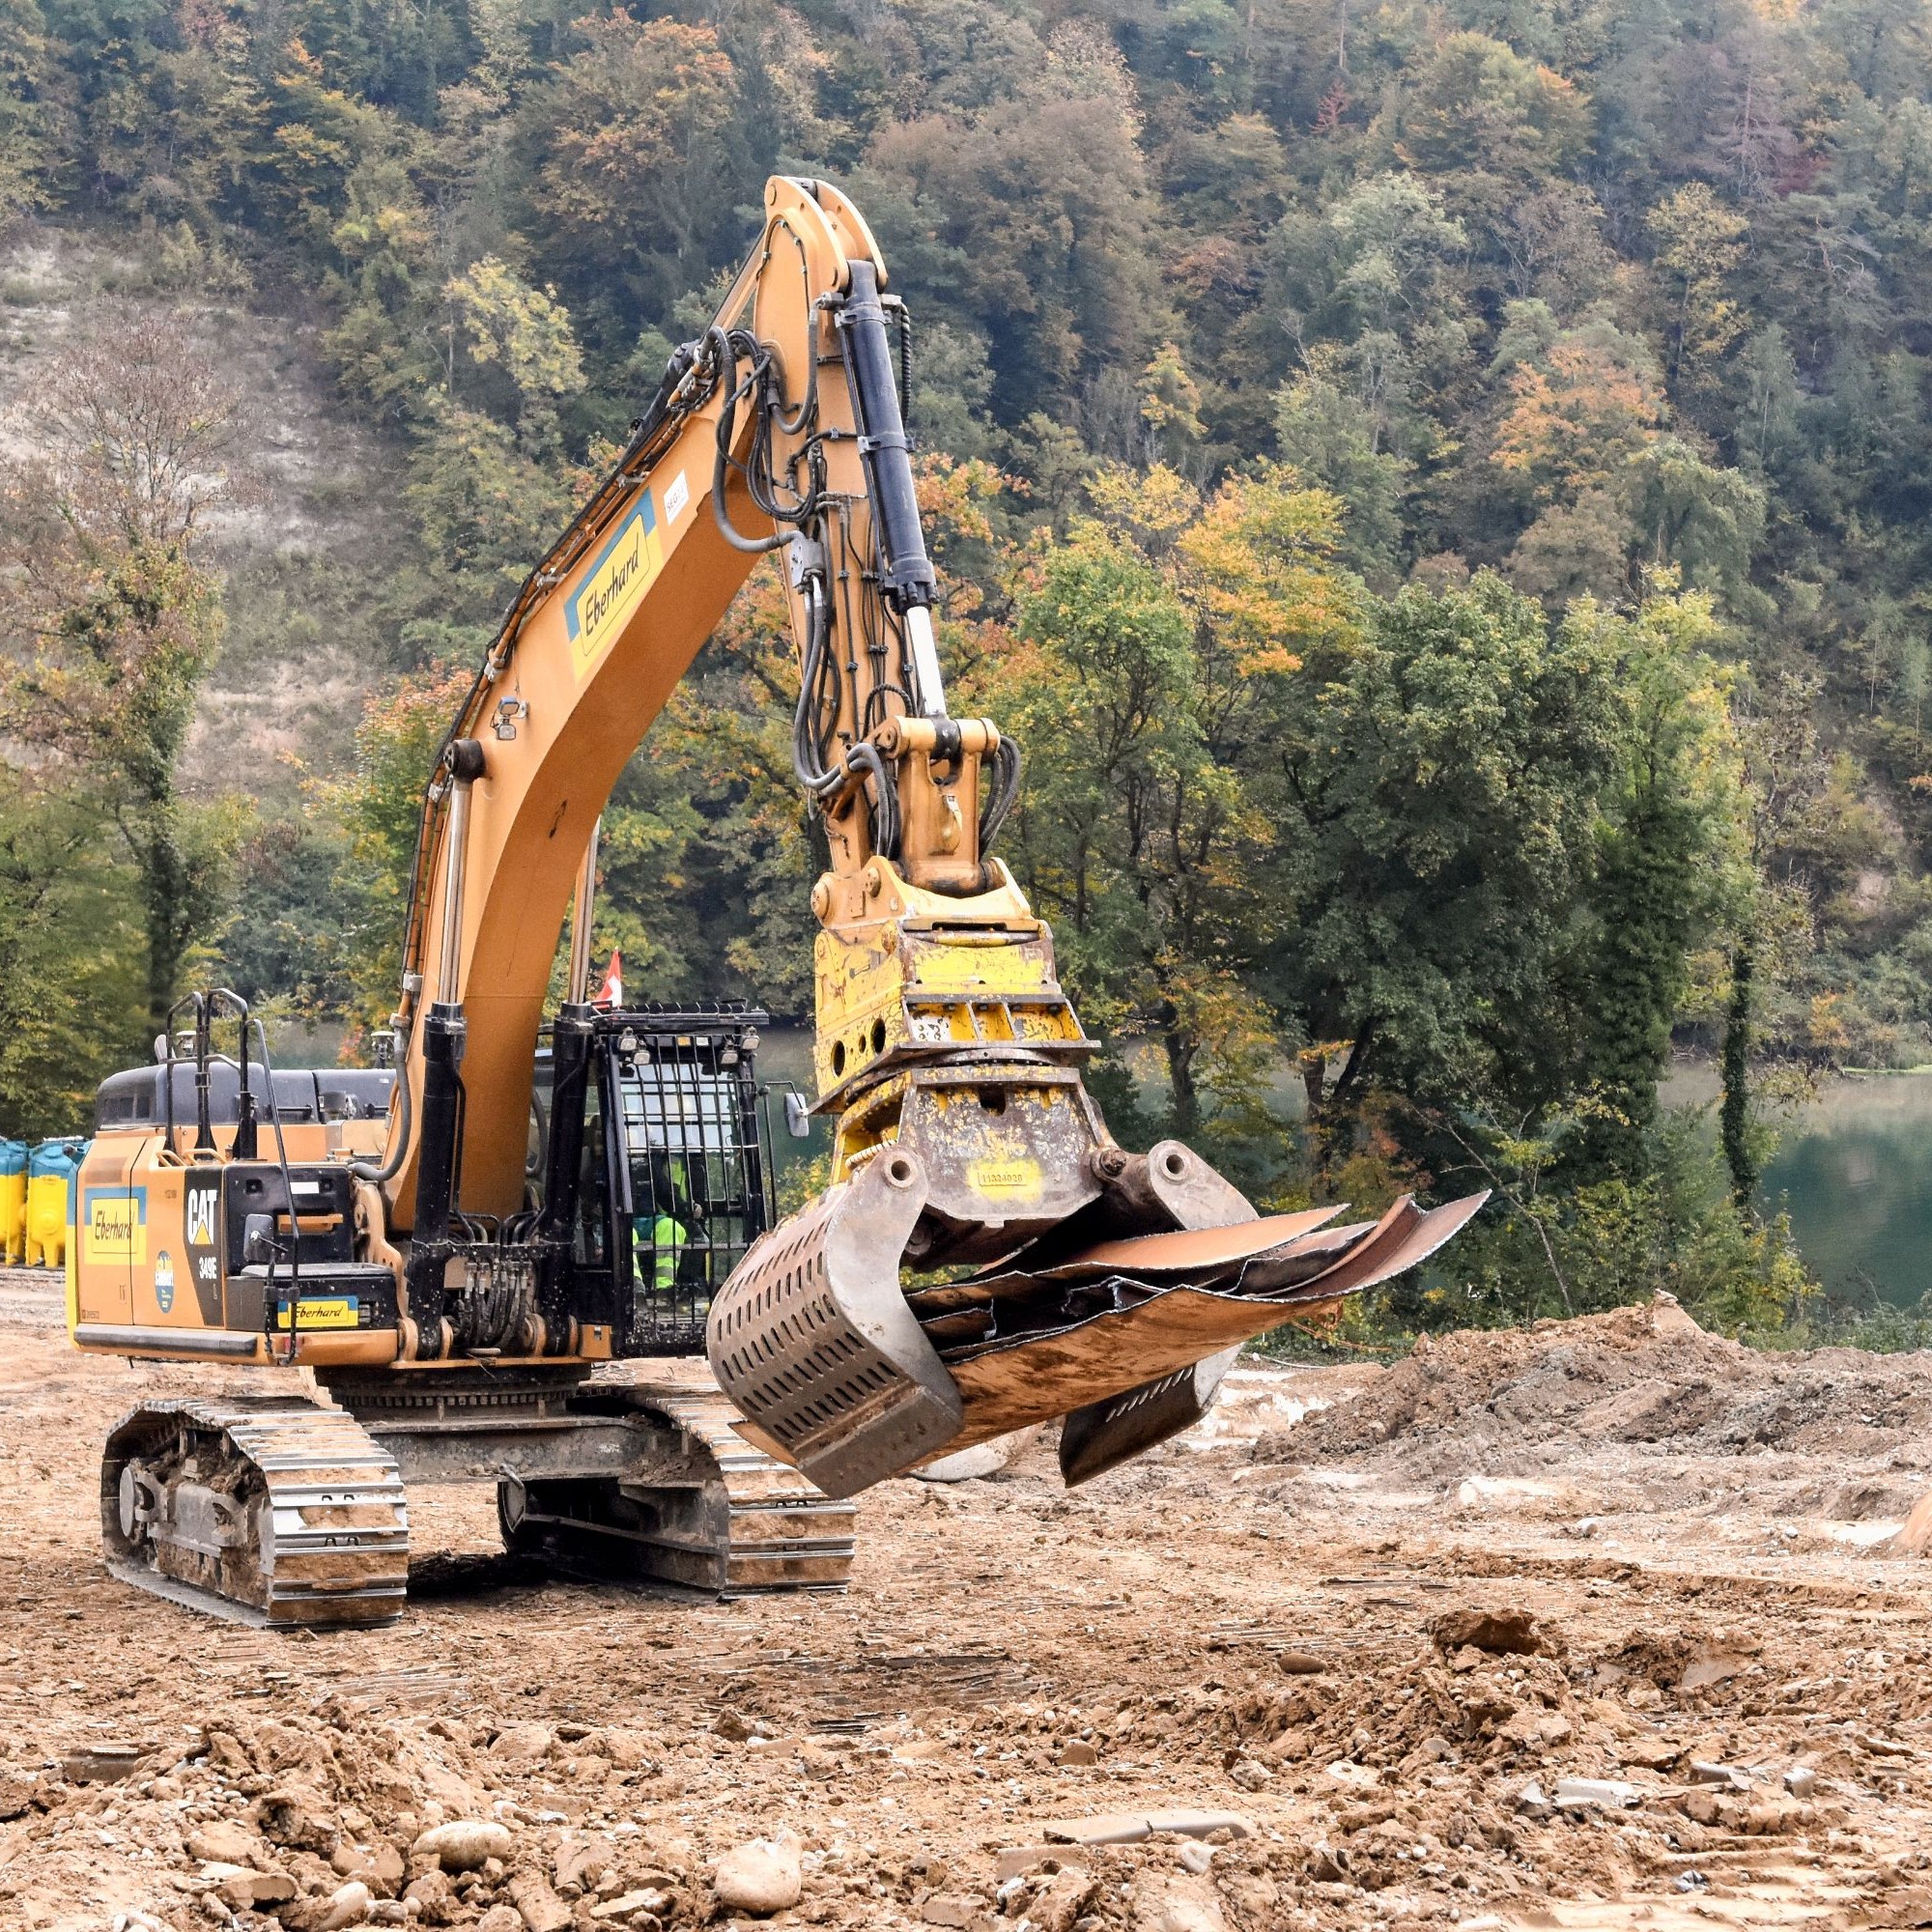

66,176,1485,1626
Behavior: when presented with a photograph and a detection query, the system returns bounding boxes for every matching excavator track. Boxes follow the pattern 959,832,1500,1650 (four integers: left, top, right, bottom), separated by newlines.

101,1398,409,1628
637,1382,857,1594
496,1379,856,1597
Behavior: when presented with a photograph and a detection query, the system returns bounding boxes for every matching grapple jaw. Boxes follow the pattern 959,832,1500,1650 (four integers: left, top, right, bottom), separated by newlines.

707,1149,962,1499
707,1104,1488,1497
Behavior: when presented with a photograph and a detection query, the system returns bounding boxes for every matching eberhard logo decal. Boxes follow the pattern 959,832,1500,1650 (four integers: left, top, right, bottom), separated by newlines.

276,1297,360,1331
83,1187,146,1265
566,495,663,677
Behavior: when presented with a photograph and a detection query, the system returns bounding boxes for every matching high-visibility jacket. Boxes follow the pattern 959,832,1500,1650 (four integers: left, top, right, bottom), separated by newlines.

636,1212,687,1293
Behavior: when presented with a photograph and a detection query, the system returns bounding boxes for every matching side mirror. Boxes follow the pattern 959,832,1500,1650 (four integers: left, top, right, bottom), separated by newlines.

242,1213,277,1266
783,1091,812,1140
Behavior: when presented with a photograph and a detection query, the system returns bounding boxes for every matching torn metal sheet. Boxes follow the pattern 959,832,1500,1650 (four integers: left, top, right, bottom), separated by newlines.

1025,1205,1351,1279
922,1191,1488,1458
947,1206,1361,1306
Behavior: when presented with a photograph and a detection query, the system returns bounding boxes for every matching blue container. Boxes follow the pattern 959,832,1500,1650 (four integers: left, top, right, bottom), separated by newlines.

0,1139,24,1264
25,1140,84,1268
29,1138,85,1182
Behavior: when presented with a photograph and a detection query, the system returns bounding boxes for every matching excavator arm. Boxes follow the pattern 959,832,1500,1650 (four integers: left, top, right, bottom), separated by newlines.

369,178,890,1235
361,176,1485,1495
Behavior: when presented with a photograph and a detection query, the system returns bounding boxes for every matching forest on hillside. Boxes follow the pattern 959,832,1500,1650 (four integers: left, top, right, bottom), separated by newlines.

2,0,1930,1332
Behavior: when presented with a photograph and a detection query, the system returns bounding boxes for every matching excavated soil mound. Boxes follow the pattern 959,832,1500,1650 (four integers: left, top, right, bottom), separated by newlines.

1260,1294,1932,1470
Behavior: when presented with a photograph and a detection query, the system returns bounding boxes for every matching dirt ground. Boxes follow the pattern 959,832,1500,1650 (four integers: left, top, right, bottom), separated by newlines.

12,1274,1932,1932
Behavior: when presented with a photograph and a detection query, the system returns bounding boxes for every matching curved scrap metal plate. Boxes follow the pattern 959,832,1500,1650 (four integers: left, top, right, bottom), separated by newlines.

931,1191,1489,1460
1058,1343,1242,1488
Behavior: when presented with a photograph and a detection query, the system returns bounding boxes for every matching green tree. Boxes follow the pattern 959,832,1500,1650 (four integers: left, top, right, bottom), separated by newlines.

1648,183,1749,398
526,14,741,324
867,21,1166,422
1574,590,1743,1174
1378,32,1592,212
0,0,65,222
443,253,585,451
0,313,242,1040
1623,440,1769,620
308,661,472,1038
0,771,143,1133
1257,573,1628,1136
1274,372,1408,582
403,399,573,637
997,466,1356,1149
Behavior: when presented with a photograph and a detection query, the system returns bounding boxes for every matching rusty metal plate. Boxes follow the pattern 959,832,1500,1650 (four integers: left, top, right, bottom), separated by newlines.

958,1209,1369,1302
1024,1205,1350,1280
927,1192,1488,1456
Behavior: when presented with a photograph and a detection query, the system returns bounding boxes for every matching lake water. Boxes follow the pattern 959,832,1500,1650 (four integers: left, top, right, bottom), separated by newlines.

1661,1064,1932,1306
1744,1073,1932,1307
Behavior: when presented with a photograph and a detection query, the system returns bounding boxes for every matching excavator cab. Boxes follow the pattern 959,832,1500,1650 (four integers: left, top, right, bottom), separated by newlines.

532,1003,791,1356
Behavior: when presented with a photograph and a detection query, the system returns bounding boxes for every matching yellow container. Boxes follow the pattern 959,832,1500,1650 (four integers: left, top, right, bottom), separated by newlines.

25,1172,69,1268
0,1169,24,1265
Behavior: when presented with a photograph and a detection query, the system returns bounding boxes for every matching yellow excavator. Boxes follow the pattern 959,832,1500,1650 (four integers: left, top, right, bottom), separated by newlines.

66,177,1484,1626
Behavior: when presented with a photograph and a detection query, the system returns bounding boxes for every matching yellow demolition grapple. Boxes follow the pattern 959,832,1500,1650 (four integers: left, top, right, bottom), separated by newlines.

707,865,1485,1495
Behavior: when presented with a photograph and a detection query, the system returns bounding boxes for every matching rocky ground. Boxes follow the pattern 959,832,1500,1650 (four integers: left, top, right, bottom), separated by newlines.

11,1273,1932,1932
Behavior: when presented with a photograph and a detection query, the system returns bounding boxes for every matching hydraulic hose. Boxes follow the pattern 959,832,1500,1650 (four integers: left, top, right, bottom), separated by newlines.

348,1023,412,1185
980,732,1023,854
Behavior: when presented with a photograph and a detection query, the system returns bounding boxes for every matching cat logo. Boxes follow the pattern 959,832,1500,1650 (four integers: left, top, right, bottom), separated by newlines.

83,1187,146,1265
565,496,663,678
186,1184,217,1248
184,1172,223,1323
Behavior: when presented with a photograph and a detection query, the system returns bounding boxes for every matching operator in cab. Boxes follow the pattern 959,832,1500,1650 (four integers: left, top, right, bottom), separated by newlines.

633,1156,700,1295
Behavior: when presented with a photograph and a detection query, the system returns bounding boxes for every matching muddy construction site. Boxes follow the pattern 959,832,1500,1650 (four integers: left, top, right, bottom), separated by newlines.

13,1275,1932,1932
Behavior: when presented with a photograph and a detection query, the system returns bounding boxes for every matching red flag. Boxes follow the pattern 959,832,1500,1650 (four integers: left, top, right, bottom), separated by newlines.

592,949,624,1009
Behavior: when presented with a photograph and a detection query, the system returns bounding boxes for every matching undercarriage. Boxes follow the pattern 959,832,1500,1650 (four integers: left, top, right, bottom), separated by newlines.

100,1366,853,1627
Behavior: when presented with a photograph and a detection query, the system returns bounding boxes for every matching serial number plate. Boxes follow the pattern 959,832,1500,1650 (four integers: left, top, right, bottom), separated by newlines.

968,1157,1043,1200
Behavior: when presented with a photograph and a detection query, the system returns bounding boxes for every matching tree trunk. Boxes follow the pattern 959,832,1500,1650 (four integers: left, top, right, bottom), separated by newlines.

137,802,188,1046
1298,1047,1326,1118
1163,1025,1200,1142
1720,935,1757,1209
